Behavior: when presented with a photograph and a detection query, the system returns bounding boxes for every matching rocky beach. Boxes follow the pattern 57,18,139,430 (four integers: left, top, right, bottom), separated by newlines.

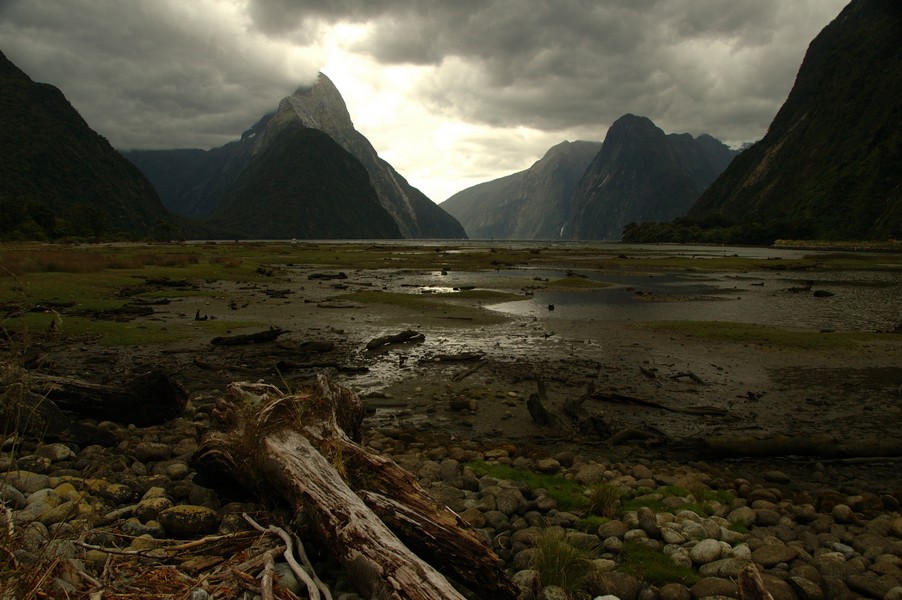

1,241,900,599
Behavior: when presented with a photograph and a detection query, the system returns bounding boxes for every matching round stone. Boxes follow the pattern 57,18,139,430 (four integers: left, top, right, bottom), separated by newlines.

690,538,724,565
158,505,220,538
752,543,798,567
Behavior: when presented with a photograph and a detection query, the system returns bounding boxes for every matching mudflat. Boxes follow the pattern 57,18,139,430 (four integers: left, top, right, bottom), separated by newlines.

5,241,901,492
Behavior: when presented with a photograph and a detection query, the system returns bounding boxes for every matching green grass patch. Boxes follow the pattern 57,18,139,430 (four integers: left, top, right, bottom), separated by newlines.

634,320,900,350
467,461,589,512
619,541,700,586
574,515,609,533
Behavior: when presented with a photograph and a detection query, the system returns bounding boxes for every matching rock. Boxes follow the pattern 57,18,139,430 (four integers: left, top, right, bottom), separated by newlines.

727,506,756,527
763,470,791,484
26,488,62,509
6,471,51,495
535,458,561,474
762,574,797,600
845,573,896,599
599,520,629,540
158,505,220,538
885,586,902,600
36,443,77,462
831,504,856,524
84,478,135,504
637,506,660,539
787,576,824,600
690,576,737,598
537,585,567,600
460,507,486,529
15,455,51,474
690,538,724,565
496,488,527,516
596,571,641,600
274,562,304,595
39,500,92,526
752,543,798,567
699,557,748,579
755,508,782,527
603,536,623,554
134,497,174,522
512,569,540,595
632,464,654,481
658,582,692,600
133,441,172,462
0,483,26,509
575,463,607,485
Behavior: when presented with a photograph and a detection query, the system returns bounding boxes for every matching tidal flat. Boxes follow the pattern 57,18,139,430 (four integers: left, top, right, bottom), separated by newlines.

2,240,901,490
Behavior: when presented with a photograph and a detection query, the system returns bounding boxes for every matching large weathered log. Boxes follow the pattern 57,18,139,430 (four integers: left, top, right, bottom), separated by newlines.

24,369,187,427
2,385,116,446
195,376,516,600
365,330,425,351
211,326,286,346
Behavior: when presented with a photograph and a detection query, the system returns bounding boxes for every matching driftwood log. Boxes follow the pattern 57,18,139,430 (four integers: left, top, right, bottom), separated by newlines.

24,369,187,427
211,326,286,346
195,375,516,600
365,329,425,351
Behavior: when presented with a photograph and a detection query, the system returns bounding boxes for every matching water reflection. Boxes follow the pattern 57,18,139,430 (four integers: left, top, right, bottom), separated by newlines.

488,269,901,333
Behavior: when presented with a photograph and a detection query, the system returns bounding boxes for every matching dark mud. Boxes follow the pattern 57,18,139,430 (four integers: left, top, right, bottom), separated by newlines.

18,244,902,495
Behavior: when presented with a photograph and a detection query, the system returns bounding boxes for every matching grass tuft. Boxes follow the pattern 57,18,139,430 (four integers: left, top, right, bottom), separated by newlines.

531,528,597,593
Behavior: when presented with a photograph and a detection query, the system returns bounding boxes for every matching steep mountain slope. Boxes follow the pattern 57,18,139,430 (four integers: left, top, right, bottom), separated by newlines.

207,119,400,239
0,50,174,240
441,141,601,239
126,74,466,239
689,0,902,241
572,115,737,240
281,74,465,238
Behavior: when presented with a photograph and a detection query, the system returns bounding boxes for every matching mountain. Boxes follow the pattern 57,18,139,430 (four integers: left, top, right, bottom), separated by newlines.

689,0,902,241
207,119,400,239
0,50,174,240
125,74,466,239
571,114,737,240
440,141,601,239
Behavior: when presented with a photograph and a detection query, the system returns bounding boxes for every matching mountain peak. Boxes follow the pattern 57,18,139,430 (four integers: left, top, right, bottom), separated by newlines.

284,73,354,134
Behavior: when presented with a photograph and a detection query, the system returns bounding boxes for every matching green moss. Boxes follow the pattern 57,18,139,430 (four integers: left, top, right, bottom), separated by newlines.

619,541,700,586
467,461,589,512
574,515,609,532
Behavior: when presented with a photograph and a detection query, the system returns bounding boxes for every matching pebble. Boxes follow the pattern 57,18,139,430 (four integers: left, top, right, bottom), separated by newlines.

3,403,900,600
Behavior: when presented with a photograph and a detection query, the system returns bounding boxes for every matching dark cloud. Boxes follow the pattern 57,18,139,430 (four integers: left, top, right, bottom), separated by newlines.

0,0,321,149
248,0,846,142
0,0,848,198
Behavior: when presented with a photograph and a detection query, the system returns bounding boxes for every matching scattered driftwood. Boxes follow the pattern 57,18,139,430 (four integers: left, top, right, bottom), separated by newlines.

426,352,483,363
276,360,369,374
2,384,116,446
669,371,707,385
24,369,187,427
527,381,561,427
589,390,728,416
195,376,516,600
211,326,285,346
365,329,425,351
308,272,348,280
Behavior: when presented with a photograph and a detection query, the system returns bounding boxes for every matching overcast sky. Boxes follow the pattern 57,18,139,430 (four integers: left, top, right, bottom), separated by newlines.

1,0,848,202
